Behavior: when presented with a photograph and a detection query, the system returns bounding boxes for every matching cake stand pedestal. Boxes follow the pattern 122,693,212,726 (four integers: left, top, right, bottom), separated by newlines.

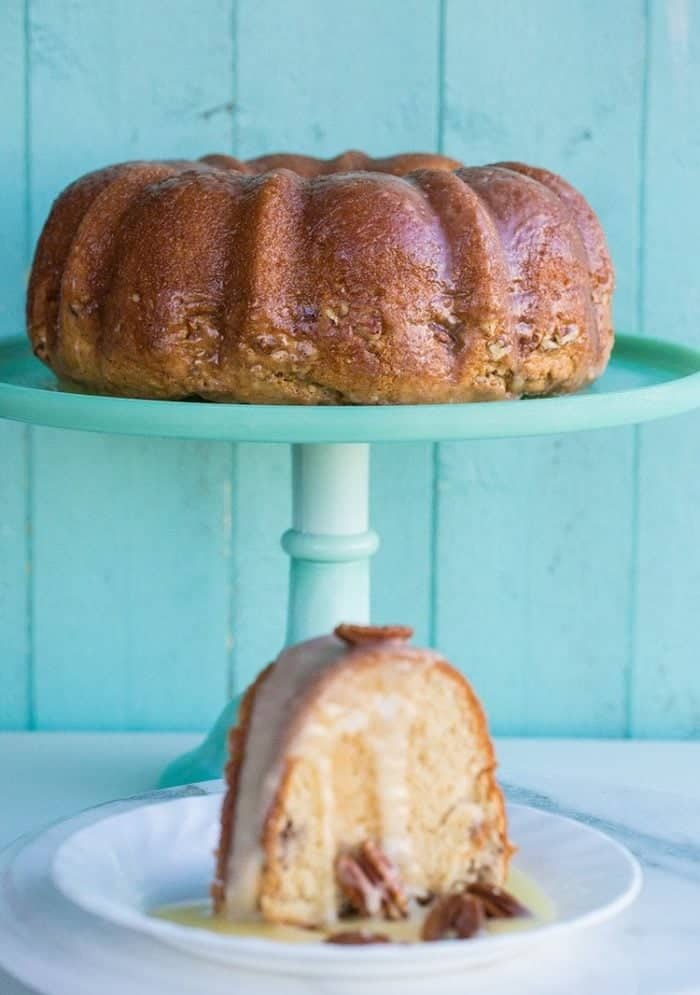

2,332,700,786
164,441,379,785
283,443,378,645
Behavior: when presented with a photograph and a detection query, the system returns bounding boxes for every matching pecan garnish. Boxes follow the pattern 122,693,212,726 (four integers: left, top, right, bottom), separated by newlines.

467,882,529,919
334,623,413,647
335,841,408,920
421,892,484,941
325,931,391,945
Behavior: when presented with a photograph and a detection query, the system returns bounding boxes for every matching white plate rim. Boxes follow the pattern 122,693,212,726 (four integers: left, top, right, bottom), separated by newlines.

50,794,643,968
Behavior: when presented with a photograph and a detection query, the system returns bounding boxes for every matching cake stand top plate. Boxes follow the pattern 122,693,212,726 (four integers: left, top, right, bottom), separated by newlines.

1,333,699,443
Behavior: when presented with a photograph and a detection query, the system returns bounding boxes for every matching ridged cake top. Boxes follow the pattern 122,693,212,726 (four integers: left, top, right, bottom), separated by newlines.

27,151,614,405
200,150,463,177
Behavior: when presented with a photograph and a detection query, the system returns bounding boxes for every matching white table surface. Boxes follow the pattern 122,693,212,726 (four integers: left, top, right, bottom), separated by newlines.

0,733,698,995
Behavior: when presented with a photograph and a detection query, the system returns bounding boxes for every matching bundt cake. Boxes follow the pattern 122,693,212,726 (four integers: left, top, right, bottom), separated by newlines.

27,151,614,405
212,624,512,928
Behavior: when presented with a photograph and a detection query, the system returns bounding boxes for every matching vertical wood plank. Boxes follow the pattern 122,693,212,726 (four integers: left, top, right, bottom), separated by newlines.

633,0,700,736
230,444,290,692
232,0,441,686
0,0,28,342
371,443,433,646
437,0,645,734
236,0,440,154
0,0,30,728
28,0,236,729
31,434,233,729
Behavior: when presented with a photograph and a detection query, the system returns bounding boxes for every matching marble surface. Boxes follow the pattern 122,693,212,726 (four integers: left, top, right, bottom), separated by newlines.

0,733,698,994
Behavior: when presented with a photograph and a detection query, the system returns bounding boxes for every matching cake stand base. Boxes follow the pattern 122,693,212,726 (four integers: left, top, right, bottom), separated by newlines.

159,442,379,786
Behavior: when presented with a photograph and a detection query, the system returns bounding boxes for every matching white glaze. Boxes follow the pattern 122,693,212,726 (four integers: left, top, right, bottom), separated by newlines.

223,635,346,917
224,637,442,921
293,648,441,901
155,867,555,942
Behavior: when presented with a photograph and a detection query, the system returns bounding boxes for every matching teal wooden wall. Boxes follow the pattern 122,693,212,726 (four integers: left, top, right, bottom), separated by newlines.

1,0,698,736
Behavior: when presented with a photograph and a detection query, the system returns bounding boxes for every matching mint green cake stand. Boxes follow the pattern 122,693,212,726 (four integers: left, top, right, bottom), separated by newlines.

2,332,700,786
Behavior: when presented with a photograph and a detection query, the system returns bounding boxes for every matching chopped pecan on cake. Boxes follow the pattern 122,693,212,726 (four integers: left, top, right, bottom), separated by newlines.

336,841,408,920
334,623,413,646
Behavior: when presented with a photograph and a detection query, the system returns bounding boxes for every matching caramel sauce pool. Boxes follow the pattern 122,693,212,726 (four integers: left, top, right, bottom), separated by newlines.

152,869,554,944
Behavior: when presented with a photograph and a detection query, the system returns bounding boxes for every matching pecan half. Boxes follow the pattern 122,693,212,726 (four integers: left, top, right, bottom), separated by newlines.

421,892,484,941
325,931,391,945
467,882,529,919
336,841,408,920
336,854,380,917
334,623,413,646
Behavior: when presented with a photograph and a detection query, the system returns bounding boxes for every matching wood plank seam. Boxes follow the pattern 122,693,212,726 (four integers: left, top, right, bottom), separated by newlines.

626,0,652,736
24,0,34,730
429,0,447,648
229,0,239,699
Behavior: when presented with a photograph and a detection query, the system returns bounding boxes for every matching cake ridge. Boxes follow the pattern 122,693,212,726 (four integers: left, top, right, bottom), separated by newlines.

457,163,598,395
409,167,516,389
489,162,602,373
497,161,613,374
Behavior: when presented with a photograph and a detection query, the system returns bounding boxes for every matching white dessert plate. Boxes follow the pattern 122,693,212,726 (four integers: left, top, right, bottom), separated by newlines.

50,793,641,976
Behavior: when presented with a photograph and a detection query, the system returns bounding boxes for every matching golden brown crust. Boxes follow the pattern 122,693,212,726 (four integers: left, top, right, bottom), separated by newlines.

55,163,182,386
28,152,614,405
457,164,597,397
27,163,134,363
496,161,614,376
214,150,462,178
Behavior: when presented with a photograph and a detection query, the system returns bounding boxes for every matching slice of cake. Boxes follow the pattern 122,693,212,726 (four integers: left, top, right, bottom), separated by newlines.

212,624,512,928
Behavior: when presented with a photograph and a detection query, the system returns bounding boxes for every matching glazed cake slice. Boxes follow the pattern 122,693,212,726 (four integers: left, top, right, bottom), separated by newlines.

212,625,512,927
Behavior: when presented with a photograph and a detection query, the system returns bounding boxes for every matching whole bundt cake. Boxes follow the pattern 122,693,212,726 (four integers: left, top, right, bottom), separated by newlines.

212,624,511,928
27,151,614,404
